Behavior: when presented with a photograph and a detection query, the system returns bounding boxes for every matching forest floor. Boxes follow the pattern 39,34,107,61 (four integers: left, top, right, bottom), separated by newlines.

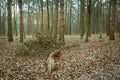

0,34,120,80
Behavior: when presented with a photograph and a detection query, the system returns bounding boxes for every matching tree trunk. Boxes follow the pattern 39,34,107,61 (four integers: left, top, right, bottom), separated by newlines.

0,9,1,36
18,0,24,42
7,0,13,42
69,0,72,35
2,10,6,36
65,0,68,34
80,0,85,39
46,0,50,31
99,0,103,38
117,10,120,37
106,1,111,36
50,0,54,32
109,0,116,40
14,0,18,36
91,6,95,34
77,0,80,34
53,0,58,41
118,21,120,38
27,0,31,35
40,0,43,30
85,0,91,42
95,2,99,34
65,1,69,34
35,0,40,32
59,0,65,42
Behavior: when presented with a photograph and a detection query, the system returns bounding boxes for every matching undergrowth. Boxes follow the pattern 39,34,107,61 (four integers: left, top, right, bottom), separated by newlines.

14,31,61,56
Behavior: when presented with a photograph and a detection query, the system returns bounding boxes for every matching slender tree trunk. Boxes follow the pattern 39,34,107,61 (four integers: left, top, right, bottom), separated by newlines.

36,13,40,32
50,0,54,32
118,20,120,38
103,4,105,33
77,0,80,34
95,2,99,34
65,0,68,34
99,0,103,38
109,0,116,40
80,0,85,39
53,0,58,41
1,2,6,36
46,0,50,31
36,0,40,32
65,1,69,34
2,10,6,36
0,9,1,36
106,1,111,36
14,0,18,36
18,0,24,42
40,0,43,30
117,10,120,37
69,0,72,35
59,0,65,42
92,6,95,34
85,0,91,42
27,0,31,35
7,0,13,42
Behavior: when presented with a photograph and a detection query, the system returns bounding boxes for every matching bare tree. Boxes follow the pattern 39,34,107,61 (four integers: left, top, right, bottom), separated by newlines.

40,0,43,30
18,0,24,42
59,0,65,42
80,0,85,39
46,0,50,30
53,0,59,41
7,0,13,42
85,0,92,42
109,0,116,40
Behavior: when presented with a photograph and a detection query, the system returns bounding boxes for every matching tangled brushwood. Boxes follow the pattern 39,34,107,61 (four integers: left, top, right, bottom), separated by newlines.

34,31,55,46
13,31,59,56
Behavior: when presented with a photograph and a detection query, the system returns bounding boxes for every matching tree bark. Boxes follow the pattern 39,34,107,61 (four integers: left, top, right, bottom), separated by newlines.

0,9,1,36
50,0,54,32
7,0,13,42
27,0,31,35
80,0,85,39
59,0,65,42
85,0,91,42
18,0,24,42
14,0,18,36
2,10,6,36
99,0,103,38
46,0,50,30
53,0,58,41
69,0,72,35
109,0,116,40
40,0,43,30
106,1,111,36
